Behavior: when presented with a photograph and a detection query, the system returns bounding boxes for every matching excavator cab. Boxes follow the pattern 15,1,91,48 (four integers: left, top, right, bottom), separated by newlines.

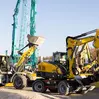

0,55,10,72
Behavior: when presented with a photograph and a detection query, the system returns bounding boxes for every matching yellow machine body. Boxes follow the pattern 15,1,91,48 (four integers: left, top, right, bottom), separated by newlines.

37,29,99,80
32,29,99,95
38,62,62,74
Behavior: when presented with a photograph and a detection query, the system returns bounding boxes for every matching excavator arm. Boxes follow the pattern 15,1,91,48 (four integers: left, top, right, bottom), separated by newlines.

66,29,99,78
15,44,36,72
14,35,45,72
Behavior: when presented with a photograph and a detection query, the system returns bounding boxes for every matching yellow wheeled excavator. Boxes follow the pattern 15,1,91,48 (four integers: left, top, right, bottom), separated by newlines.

10,34,45,89
0,34,44,89
32,29,99,95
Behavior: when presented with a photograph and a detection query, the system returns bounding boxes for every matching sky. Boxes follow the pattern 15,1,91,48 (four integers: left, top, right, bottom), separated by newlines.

0,0,99,57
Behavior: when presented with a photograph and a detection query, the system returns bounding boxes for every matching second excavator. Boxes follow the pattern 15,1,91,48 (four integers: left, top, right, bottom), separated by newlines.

32,29,99,95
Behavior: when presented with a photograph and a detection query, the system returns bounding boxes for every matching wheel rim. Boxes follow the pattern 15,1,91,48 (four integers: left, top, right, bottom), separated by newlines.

15,77,22,87
34,82,43,92
60,84,66,93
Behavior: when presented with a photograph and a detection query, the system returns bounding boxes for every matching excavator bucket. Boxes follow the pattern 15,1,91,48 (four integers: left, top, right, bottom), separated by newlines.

27,34,45,45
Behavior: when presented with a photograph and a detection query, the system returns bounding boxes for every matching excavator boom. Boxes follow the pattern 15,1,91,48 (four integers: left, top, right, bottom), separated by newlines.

15,35,45,72
66,29,99,78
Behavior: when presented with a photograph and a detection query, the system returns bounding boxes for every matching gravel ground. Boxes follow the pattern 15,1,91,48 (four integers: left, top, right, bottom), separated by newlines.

0,87,56,99
0,87,99,99
0,91,26,99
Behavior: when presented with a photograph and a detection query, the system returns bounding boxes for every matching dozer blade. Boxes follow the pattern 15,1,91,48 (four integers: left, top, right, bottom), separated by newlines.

27,34,45,46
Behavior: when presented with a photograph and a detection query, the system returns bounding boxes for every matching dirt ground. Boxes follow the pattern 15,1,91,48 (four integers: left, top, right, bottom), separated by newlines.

0,87,99,99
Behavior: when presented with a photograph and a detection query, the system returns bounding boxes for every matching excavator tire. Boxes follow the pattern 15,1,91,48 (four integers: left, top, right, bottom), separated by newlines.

13,75,27,89
32,80,47,93
58,80,69,95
